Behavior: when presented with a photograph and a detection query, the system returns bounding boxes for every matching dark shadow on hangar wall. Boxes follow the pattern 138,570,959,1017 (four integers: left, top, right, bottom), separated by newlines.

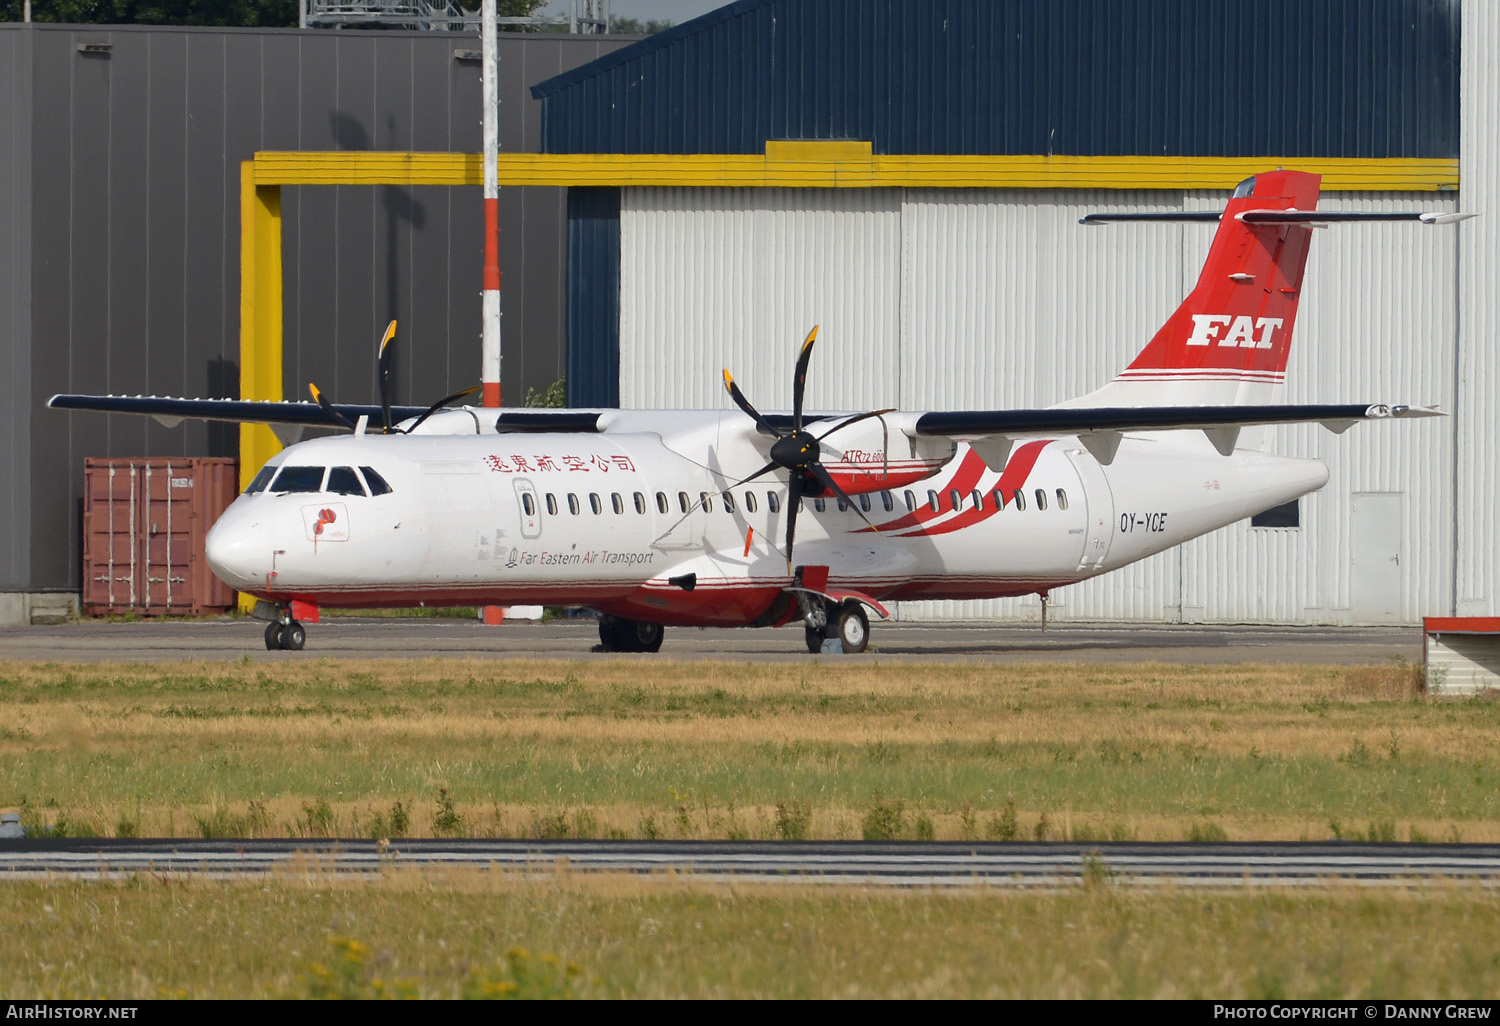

0,23,629,592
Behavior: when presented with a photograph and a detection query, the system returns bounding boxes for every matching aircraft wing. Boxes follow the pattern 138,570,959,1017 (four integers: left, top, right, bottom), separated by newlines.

47,394,608,434
911,403,1442,466
47,394,430,428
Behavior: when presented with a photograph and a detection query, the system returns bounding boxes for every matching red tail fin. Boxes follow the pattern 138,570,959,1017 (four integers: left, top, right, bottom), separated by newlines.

1071,170,1321,407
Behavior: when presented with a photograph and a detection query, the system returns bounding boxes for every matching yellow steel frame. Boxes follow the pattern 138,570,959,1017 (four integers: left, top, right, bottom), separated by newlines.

236,145,1457,610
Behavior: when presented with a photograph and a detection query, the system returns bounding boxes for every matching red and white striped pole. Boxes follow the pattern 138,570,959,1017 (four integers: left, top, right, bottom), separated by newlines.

480,0,502,409
480,0,504,627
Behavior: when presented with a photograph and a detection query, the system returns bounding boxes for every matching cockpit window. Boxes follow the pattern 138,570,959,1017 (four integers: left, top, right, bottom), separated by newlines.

244,465,278,494
271,466,326,493
359,467,393,496
327,466,365,496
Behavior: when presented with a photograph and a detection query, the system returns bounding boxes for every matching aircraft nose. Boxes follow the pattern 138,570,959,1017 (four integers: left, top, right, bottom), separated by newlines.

205,505,271,591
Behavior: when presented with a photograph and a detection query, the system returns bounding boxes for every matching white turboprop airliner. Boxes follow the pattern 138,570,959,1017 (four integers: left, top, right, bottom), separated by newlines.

51,171,1471,653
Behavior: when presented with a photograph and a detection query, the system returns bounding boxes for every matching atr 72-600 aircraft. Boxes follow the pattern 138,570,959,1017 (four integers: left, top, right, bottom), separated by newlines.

51,171,1471,653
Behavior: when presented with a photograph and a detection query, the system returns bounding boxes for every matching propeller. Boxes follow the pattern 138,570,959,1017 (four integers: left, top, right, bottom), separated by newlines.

307,321,481,435
721,326,895,575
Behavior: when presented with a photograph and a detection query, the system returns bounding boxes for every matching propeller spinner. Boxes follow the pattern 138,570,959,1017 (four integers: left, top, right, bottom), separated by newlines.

722,326,894,574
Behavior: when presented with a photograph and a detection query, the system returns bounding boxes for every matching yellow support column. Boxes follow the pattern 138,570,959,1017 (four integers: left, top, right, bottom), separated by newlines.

237,162,284,612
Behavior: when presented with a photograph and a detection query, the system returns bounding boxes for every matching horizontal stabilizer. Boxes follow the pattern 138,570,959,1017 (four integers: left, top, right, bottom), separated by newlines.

1081,209,1475,226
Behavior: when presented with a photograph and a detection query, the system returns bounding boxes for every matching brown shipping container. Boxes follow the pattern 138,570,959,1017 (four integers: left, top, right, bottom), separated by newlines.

82,458,239,616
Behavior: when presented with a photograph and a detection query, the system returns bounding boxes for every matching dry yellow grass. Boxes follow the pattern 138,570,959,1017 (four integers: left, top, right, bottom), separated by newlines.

3,656,1494,842
4,867,1500,998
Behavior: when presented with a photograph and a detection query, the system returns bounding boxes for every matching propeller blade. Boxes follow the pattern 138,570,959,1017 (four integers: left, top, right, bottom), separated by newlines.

808,462,880,533
818,408,895,480
652,461,781,544
791,325,818,432
308,383,358,431
783,472,805,576
377,320,397,433
816,408,897,441
403,385,481,434
723,370,779,437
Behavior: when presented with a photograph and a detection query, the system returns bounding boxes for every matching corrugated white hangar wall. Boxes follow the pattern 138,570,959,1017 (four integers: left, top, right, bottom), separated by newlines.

618,185,1461,625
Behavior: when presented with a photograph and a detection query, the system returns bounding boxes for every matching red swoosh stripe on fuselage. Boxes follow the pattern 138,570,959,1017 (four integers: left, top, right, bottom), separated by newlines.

897,440,1051,537
852,448,992,534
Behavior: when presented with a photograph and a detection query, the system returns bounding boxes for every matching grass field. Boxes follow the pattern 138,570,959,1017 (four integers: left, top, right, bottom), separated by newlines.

1,655,1493,843
5,655,1500,999
6,871,1500,999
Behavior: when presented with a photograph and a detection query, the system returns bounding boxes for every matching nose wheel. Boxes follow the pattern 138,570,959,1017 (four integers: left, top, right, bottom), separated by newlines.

264,618,306,651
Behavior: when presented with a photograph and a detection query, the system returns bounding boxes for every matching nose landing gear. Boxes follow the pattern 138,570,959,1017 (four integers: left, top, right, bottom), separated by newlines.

259,599,317,650
264,616,306,651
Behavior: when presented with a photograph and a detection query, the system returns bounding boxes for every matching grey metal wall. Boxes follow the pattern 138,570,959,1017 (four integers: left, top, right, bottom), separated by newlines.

6,23,627,591
0,29,32,592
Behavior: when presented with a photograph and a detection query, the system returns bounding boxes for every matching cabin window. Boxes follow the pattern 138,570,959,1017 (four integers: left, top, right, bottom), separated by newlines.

1033,488,1046,510
656,492,669,514
679,491,691,514
881,491,894,512
949,489,963,511
992,489,1006,510
767,492,781,514
722,491,736,514
927,490,940,512
327,466,365,497
567,493,580,515
545,493,558,516
971,490,983,510
611,493,624,515
814,498,827,512
589,493,603,515
905,490,917,511
700,492,714,513
1056,489,1069,510
1013,489,1026,511
271,466,325,493
244,465,277,494
634,492,647,515
359,467,393,496
744,491,758,513
521,493,536,516
859,493,872,513
836,497,849,512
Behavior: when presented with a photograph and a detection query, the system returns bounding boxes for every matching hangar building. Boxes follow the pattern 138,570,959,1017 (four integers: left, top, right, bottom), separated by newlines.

3,0,1496,627
534,0,1490,626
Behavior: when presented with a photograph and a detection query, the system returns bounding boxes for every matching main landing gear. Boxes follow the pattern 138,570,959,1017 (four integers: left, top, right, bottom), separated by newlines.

802,597,869,654
264,613,307,651
596,614,665,653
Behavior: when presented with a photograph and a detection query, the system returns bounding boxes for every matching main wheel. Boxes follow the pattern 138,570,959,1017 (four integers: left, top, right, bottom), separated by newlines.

628,619,664,653
280,620,306,651
598,616,663,653
834,601,869,654
805,624,827,653
264,621,283,650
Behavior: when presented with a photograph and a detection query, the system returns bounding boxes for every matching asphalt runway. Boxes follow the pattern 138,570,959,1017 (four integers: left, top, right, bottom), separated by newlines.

1,839,1493,888
0,617,1421,664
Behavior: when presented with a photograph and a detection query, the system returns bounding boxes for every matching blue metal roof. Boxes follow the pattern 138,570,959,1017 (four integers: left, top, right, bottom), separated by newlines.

532,0,1459,158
